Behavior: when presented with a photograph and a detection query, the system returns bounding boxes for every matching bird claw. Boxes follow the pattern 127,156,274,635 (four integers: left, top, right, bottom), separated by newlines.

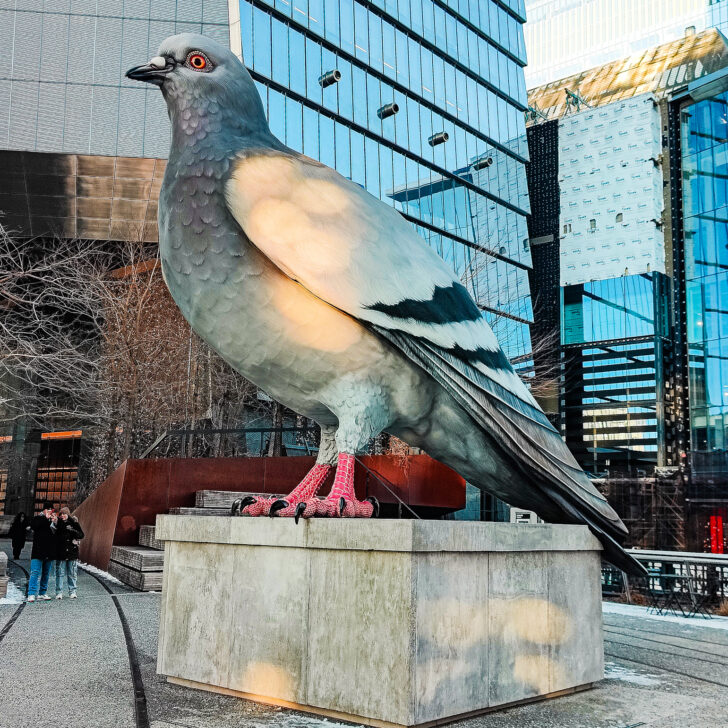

366,496,380,518
294,502,307,525
269,499,289,517
333,496,376,518
230,495,256,516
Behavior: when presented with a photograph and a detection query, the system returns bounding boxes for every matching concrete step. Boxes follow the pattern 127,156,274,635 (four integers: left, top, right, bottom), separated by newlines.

168,507,232,517
138,525,164,551
194,490,277,509
110,545,164,572
108,560,162,592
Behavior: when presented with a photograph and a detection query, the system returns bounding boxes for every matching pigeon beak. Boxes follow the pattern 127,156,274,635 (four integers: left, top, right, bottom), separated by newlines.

125,56,175,86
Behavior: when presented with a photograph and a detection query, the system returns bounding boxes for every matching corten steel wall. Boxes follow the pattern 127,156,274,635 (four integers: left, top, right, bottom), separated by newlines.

74,454,466,569
0,150,164,242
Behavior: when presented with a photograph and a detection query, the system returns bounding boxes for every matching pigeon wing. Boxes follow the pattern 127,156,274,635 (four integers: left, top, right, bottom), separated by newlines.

225,150,641,574
225,150,501,347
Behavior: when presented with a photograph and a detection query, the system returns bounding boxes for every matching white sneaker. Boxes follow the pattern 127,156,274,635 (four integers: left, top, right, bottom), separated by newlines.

56,593,63,600
69,592,77,600
39,594,51,601
27,595,36,602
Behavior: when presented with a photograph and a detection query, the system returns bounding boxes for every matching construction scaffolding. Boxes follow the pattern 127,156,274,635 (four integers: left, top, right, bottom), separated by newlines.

594,468,686,551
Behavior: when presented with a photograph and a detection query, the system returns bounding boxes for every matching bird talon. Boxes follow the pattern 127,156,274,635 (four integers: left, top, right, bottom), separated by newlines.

338,496,347,517
269,499,289,517
294,502,307,524
230,499,242,516
365,496,380,518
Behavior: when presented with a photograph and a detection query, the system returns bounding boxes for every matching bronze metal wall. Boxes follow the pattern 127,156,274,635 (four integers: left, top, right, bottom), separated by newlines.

0,150,165,242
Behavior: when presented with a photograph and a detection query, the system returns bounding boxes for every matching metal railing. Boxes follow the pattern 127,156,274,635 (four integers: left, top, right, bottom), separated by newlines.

602,549,728,609
139,426,319,459
354,455,421,519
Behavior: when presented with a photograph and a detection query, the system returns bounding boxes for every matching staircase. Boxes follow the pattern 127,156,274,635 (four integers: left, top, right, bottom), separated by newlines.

108,490,277,591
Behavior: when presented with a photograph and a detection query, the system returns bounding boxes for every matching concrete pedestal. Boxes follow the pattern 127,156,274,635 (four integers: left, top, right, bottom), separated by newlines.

155,516,604,728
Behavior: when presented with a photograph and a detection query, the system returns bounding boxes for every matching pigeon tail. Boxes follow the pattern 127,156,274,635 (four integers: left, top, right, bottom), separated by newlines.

374,326,647,578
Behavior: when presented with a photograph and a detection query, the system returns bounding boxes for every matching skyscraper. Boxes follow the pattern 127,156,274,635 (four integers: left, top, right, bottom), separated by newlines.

525,29,728,550
526,30,728,478
0,1,534,519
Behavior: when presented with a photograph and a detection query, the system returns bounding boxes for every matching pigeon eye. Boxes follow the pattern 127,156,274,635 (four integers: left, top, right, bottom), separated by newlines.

187,52,209,71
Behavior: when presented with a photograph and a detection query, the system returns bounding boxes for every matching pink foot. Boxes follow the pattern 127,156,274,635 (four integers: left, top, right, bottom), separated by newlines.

237,463,331,518
294,453,378,521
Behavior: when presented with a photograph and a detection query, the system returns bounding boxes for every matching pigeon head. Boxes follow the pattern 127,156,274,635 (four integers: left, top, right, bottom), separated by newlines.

126,33,269,142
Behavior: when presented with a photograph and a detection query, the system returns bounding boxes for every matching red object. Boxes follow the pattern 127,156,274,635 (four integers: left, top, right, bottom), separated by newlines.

709,515,724,554
73,454,466,569
242,462,331,516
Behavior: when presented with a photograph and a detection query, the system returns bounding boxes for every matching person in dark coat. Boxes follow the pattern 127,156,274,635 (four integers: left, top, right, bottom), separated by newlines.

28,501,57,602
8,512,29,560
54,506,84,600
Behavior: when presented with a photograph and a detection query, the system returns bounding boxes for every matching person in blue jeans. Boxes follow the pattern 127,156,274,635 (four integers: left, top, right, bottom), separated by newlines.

54,506,84,600
28,502,58,602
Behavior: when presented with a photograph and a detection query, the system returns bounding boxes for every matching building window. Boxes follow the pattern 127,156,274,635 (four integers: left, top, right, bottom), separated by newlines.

589,218,596,231
616,212,623,222
563,223,572,234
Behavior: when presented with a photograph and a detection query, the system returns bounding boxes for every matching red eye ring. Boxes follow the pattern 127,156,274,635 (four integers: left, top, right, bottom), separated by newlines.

188,52,208,70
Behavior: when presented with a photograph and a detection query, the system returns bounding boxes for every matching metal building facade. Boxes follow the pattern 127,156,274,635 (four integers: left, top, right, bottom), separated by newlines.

0,0,231,158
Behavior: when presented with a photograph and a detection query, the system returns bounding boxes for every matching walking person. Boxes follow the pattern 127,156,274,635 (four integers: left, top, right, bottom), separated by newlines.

8,512,29,560
54,507,83,600
27,502,57,603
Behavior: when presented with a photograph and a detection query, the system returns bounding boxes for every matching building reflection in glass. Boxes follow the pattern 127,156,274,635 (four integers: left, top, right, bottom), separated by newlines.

681,90,728,476
560,273,671,477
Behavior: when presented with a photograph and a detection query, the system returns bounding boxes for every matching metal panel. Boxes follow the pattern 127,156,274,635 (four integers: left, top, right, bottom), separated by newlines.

40,13,70,83
8,81,38,150
62,84,92,152
36,83,67,151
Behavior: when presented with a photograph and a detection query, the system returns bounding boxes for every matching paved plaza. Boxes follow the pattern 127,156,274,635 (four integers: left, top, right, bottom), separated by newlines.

1,538,727,728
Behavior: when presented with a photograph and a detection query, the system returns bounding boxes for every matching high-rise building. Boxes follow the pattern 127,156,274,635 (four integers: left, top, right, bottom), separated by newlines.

669,65,728,551
525,30,728,550
0,0,534,518
526,30,728,478
524,0,728,87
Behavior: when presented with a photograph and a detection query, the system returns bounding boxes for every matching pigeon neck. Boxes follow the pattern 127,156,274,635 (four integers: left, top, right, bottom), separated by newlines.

165,86,273,151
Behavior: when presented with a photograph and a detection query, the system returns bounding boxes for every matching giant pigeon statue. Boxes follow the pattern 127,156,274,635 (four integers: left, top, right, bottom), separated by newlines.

127,34,644,575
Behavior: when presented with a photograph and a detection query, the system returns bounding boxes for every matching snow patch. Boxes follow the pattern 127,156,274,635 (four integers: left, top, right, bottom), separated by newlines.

603,601,728,631
251,713,362,728
604,661,660,686
0,580,25,605
78,562,123,585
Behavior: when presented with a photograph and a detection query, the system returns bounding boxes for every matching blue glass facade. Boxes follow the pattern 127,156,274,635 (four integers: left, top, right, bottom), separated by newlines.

681,89,728,477
560,273,671,476
237,0,533,362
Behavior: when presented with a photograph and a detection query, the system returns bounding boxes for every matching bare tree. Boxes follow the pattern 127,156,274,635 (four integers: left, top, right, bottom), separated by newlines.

0,228,107,427
0,224,273,500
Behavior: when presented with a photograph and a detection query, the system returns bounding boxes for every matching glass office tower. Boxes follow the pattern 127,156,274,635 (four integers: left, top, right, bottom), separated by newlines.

237,0,534,363
670,68,728,552
236,0,533,520
680,85,728,479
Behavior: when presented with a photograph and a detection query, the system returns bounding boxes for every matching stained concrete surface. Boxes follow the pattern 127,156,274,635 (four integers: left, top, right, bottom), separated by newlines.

1,537,728,728
155,518,604,725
